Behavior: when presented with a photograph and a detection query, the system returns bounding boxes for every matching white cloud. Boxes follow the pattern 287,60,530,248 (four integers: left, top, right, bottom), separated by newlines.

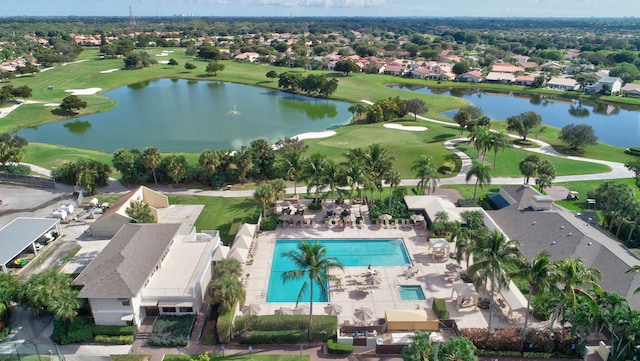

202,0,389,8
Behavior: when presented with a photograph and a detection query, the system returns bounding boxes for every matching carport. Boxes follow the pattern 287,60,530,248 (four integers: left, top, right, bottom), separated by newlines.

0,217,61,274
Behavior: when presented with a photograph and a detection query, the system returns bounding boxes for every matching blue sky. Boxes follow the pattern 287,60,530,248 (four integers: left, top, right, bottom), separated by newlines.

2,0,637,17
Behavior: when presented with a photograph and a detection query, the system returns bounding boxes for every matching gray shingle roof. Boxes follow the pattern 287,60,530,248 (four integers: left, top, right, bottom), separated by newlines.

500,185,540,210
74,223,182,298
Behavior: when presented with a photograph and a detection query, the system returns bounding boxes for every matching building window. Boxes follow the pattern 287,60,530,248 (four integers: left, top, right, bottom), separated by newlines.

121,300,131,306
162,307,176,313
179,307,193,313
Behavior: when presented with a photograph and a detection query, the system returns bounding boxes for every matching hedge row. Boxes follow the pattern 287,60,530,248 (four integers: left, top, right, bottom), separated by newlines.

327,340,355,354
93,325,137,337
625,147,640,157
94,335,135,344
477,350,553,359
238,330,306,344
432,298,449,319
234,315,337,342
217,308,234,344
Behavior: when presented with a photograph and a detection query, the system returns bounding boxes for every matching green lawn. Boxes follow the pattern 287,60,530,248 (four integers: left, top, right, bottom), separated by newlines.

454,142,612,177
441,184,501,201
553,178,640,212
168,195,260,244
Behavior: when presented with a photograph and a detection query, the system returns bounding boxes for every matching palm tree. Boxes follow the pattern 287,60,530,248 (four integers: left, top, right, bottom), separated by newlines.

469,127,492,161
199,149,219,175
322,160,341,215
625,265,640,294
283,149,303,196
301,152,328,201
519,154,540,184
341,158,366,204
468,230,522,335
210,276,244,313
141,146,162,185
282,241,344,341
163,154,187,185
454,110,471,135
233,146,253,184
0,273,19,319
384,170,402,206
465,160,492,202
411,155,439,195
548,258,602,335
513,252,554,355
364,144,394,201
489,131,510,166
254,183,276,217
215,258,243,278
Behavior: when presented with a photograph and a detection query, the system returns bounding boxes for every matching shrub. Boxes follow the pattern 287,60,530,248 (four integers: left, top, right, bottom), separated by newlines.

369,195,411,220
239,330,306,344
461,328,554,353
625,147,640,157
94,334,134,344
432,298,449,319
477,350,553,358
52,317,95,344
234,315,337,342
217,308,234,344
260,213,279,231
308,203,322,211
147,315,195,347
327,339,355,354
439,162,455,174
0,164,30,175
0,321,10,339
93,325,137,337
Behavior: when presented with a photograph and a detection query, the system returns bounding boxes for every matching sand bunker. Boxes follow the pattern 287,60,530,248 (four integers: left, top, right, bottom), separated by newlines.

44,103,59,107
65,88,102,95
293,131,337,140
100,68,120,74
158,60,170,64
383,124,427,132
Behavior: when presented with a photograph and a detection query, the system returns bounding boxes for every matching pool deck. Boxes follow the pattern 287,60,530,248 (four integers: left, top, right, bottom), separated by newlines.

243,200,523,330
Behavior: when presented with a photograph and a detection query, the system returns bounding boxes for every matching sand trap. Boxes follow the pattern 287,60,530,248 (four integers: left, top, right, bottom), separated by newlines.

100,68,120,74
65,88,102,95
293,131,337,140
384,124,427,132
158,60,170,64
44,103,59,107
155,53,169,56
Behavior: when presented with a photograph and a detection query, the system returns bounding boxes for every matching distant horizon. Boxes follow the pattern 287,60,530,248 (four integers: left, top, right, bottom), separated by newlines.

2,15,638,19
1,0,638,18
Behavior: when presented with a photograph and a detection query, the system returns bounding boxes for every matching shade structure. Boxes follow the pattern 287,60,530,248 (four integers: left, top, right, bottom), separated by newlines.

324,303,343,316
354,307,374,321
410,214,425,222
379,214,393,221
366,275,382,286
233,235,252,249
293,304,310,315
228,247,249,263
237,223,256,238
275,307,294,315
212,245,230,261
385,309,440,332
241,303,261,315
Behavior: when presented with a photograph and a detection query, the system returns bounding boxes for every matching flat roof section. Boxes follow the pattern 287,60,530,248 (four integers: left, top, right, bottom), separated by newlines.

0,217,60,271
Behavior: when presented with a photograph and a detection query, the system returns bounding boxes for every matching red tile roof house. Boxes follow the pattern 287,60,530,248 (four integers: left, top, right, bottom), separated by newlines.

74,223,222,326
491,63,524,73
456,71,484,83
234,52,260,63
382,64,406,76
515,75,537,86
409,67,431,79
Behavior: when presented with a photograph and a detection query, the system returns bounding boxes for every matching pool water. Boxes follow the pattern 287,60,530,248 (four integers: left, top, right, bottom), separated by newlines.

267,239,411,302
398,285,426,301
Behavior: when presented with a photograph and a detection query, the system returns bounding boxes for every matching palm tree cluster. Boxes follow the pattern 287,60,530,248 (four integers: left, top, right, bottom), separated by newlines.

518,154,557,192
18,270,81,321
444,211,640,358
467,127,510,166
209,258,245,314
595,180,640,246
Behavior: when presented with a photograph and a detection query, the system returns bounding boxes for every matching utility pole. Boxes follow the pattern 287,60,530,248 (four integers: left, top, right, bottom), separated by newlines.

129,6,137,26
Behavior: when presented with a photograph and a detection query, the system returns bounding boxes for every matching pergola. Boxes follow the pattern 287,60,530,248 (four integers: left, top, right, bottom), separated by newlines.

0,217,61,274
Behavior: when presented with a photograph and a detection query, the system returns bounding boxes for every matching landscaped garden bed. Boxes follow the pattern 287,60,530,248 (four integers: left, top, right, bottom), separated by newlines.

148,314,196,347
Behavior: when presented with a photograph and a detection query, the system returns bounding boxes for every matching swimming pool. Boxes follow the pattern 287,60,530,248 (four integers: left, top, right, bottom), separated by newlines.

267,239,411,303
398,285,426,301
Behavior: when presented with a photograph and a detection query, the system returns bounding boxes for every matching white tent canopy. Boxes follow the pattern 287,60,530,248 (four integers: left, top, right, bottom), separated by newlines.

228,247,249,263
237,223,256,238
233,235,252,250
212,245,230,261
451,283,479,308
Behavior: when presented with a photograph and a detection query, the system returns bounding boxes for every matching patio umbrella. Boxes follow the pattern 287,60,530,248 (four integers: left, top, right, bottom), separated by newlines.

366,275,382,287
293,304,310,315
274,307,293,315
324,303,343,316
278,214,290,221
379,214,393,221
410,214,425,222
354,307,374,322
241,303,261,315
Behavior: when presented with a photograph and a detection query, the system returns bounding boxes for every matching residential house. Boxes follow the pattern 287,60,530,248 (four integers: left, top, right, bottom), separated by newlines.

382,64,405,76
621,83,640,98
409,67,431,79
541,62,565,72
89,186,169,238
585,76,623,95
547,77,580,91
234,52,260,63
74,223,221,326
520,62,541,72
484,72,515,84
492,63,524,73
564,49,581,60
485,185,640,311
456,71,484,83
515,75,537,86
